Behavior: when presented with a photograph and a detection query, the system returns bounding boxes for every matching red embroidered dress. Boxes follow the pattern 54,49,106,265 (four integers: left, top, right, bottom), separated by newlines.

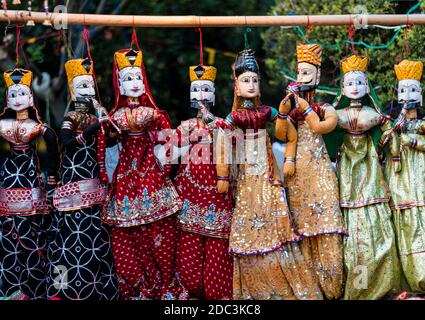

174,118,232,238
102,96,181,227
100,48,185,300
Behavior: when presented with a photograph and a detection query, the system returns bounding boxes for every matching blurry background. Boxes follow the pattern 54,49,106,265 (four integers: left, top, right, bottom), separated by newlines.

0,0,424,130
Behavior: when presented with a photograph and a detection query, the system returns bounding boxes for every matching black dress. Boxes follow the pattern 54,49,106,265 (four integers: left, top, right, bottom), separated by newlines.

0,118,58,299
47,107,119,300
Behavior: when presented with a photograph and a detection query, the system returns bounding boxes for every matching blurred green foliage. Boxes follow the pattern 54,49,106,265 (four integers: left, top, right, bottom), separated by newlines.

262,0,425,110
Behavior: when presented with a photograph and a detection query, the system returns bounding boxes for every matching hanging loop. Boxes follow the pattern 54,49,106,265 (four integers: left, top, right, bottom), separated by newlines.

195,27,203,65
82,16,93,62
15,23,24,66
305,15,313,41
243,27,252,49
404,25,412,57
130,16,141,51
347,15,359,56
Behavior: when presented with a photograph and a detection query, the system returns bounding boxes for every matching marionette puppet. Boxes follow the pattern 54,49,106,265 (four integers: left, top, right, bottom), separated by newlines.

101,47,186,300
223,49,322,300
0,68,59,299
172,63,233,299
281,44,345,300
46,57,119,300
334,54,400,300
380,59,425,293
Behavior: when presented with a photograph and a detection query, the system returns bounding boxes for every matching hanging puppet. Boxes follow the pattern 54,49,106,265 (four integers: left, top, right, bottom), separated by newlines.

0,68,59,299
101,47,186,300
46,57,119,300
380,59,425,293
224,49,323,300
334,54,400,299
173,63,233,299
283,44,346,300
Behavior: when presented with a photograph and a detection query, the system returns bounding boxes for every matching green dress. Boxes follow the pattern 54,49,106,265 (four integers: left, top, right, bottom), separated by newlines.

336,104,400,300
383,118,425,293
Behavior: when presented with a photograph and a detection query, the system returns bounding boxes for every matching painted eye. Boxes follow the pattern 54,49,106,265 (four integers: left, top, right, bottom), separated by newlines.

303,71,308,75
202,87,210,92
19,91,26,96
127,76,132,81
10,93,17,98
253,78,258,83
192,87,200,92
137,75,142,80
412,88,416,92
401,88,405,93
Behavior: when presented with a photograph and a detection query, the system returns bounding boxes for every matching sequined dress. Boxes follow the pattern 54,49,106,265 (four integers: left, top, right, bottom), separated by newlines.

287,103,346,299
224,105,323,300
336,104,400,300
102,96,185,300
173,116,234,299
383,118,425,292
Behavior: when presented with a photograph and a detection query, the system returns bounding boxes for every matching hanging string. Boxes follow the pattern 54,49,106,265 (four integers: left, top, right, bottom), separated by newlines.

304,15,313,42
82,17,101,112
56,29,63,56
404,15,412,58
82,19,94,63
15,24,23,66
2,0,7,12
195,27,203,65
347,17,358,56
243,27,252,49
130,16,141,51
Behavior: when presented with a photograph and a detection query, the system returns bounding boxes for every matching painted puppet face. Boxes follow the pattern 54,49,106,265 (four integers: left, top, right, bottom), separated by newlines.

190,79,215,109
398,79,422,107
342,71,369,100
118,66,145,98
7,84,33,111
297,62,320,87
71,74,96,102
236,71,260,99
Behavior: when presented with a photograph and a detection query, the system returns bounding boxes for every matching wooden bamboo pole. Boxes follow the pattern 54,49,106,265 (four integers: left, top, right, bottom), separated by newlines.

0,10,425,27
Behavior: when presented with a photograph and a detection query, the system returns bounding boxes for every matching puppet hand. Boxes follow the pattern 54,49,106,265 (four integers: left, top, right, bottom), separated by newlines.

217,180,229,194
400,133,413,148
296,96,310,113
279,98,292,114
283,162,295,177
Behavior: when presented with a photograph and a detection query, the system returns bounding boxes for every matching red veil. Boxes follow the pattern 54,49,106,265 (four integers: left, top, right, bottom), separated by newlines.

97,48,172,184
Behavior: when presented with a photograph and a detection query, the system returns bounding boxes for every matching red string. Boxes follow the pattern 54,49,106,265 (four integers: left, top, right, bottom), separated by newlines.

305,15,313,41
15,24,24,66
82,20,93,62
195,27,203,65
404,16,413,58
404,27,411,57
55,30,63,56
347,17,358,56
130,16,141,51
82,18,101,103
